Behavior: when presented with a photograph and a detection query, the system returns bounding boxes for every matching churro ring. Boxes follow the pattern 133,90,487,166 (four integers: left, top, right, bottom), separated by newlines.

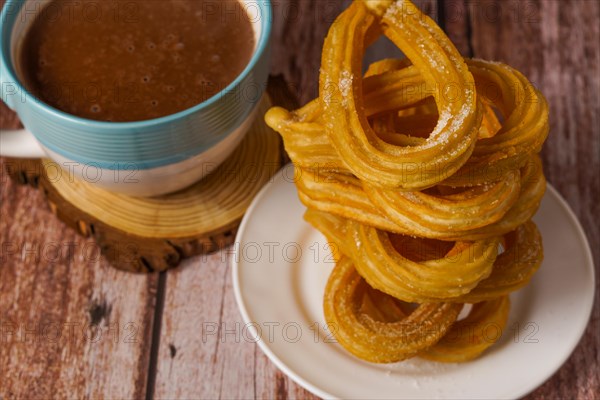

323,256,462,363
266,59,547,188
320,0,481,189
306,209,543,303
298,155,545,241
324,257,511,363
351,278,511,363
305,209,499,302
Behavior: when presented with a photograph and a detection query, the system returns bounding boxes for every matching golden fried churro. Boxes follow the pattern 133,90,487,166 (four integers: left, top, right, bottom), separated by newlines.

265,0,549,364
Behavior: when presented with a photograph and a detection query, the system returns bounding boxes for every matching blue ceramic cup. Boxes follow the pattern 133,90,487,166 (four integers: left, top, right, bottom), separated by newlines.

0,0,272,196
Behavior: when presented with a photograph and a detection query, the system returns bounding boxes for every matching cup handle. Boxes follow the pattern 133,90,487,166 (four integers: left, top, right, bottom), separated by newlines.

0,129,46,158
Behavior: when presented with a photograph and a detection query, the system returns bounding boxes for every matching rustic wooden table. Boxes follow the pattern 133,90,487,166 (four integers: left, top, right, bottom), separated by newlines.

1,1,598,399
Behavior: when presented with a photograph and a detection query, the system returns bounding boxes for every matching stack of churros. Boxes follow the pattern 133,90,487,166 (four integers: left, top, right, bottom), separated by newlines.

265,0,548,363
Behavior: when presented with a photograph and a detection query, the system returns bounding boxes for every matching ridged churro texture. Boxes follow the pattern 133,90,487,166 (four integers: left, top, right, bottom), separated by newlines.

266,0,548,363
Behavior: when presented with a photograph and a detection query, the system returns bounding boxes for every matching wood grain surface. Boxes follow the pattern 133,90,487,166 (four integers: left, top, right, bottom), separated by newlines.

1,1,598,399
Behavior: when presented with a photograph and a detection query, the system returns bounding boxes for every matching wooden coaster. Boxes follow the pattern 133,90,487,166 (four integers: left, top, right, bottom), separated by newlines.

3,95,284,272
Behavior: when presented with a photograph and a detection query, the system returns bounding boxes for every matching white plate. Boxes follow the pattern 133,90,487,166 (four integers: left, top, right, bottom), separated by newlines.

233,164,595,400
